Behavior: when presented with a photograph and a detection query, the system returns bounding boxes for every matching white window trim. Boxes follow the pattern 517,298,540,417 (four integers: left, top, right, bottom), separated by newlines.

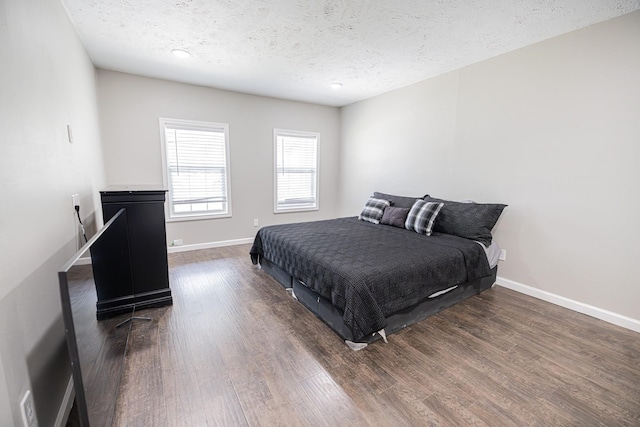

159,117,232,222
273,128,320,214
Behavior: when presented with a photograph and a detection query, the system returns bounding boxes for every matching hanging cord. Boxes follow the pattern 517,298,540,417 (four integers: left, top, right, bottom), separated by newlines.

75,205,88,243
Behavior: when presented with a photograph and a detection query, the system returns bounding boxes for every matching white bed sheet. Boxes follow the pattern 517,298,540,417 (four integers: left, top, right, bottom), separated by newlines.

477,240,501,269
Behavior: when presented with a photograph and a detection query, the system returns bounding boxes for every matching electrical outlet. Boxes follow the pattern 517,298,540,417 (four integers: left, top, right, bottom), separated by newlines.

20,390,37,427
172,239,183,246
499,249,507,261
71,194,79,209
253,219,259,227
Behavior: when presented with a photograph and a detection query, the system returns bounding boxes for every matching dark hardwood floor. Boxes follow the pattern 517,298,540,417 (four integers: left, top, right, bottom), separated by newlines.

108,244,639,426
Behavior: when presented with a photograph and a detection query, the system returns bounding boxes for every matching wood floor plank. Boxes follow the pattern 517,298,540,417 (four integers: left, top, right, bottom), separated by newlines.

113,317,168,427
101,244,640,426
300,371,370,426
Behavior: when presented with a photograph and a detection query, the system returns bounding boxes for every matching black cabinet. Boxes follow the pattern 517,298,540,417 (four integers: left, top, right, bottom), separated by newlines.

97,186,172,319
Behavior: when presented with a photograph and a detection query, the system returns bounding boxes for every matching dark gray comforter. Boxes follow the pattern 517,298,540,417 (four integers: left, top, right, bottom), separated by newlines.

250,217,491,341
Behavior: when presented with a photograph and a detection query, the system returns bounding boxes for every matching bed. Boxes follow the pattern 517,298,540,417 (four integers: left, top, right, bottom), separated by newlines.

250,192,506,349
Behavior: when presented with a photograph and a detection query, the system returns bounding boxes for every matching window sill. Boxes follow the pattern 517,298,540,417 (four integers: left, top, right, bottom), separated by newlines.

274,207,319,214
166,212,232,222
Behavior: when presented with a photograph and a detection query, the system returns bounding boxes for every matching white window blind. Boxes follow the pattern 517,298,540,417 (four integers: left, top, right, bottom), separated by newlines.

160,118,231,220
274,129,319,212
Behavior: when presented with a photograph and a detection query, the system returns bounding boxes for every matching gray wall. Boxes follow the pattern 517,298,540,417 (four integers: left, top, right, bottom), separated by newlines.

339,12,640,322
97,70,341,245
0,0,105,424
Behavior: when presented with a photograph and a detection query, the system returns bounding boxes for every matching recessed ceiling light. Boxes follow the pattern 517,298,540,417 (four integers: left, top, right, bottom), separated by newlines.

330,82,343,90
171,49,191,58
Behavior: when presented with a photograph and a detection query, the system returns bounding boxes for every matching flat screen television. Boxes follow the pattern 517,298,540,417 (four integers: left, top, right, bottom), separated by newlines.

58,208,134,426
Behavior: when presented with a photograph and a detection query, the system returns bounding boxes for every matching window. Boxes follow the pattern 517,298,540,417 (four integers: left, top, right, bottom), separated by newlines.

274,129,319,213
160,118,231,220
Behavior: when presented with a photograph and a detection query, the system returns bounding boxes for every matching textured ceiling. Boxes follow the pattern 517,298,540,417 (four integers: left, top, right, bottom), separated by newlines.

62,0,640,106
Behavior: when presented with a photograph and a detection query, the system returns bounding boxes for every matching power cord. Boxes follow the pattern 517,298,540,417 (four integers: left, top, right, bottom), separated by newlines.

75,205,88,243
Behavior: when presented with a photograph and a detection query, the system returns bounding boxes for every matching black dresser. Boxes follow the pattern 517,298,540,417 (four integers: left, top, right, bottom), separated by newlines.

96,186,173,319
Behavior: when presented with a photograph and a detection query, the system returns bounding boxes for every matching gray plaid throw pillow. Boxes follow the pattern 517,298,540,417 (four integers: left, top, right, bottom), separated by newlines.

358,197,391,224
405,200,444,235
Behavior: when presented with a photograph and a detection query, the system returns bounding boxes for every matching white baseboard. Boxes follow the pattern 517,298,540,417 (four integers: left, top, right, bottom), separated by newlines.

167,237,254,253
495,276,640,333
79,238,253,260
55,375,75,427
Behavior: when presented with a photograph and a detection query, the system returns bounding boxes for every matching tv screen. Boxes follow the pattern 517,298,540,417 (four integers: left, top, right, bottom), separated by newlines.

58,208,134,426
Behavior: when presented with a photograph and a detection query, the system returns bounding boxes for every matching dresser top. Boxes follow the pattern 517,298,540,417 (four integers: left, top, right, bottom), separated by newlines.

101,184,167,194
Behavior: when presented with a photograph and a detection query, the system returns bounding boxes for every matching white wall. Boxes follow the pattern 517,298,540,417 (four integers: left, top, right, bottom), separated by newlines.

0,0,105,424
97,70,341,246
339,12,640,323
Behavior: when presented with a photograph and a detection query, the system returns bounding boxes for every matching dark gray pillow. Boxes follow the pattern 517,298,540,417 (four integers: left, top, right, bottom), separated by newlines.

380,206,410,228
373,192,424,209
424,196,506,245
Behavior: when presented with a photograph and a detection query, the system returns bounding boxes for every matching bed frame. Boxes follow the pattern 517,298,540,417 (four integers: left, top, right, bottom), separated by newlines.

260,257,497,345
